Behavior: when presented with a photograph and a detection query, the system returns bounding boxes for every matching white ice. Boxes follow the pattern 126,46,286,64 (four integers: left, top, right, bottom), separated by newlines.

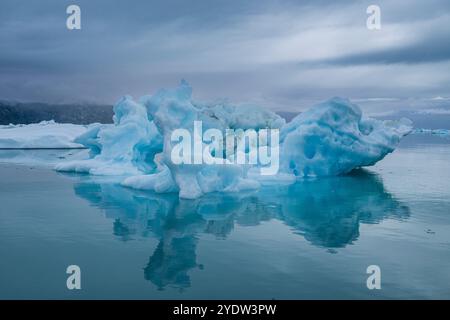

0,120,90,149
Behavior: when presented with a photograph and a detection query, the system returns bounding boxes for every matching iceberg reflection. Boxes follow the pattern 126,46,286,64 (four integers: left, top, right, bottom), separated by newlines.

68,169,409,290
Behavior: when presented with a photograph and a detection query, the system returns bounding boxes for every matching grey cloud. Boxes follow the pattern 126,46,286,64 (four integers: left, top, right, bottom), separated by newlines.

315,29,450,66
0,0,450,112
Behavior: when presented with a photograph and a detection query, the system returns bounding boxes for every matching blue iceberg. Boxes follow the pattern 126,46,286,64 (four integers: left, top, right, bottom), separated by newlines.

280,98,413,177
56,81,412,199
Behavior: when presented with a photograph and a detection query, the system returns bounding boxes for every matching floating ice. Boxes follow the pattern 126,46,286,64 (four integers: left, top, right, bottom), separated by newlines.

0,120,90,149
413,128,450,136
280,98,413,177
55,81,412,199
56,96,163,175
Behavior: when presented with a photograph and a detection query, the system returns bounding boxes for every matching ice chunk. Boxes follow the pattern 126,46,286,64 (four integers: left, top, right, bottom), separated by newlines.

121,153,178,193
73,123,106,155
280,98,412,177
55,96,163,175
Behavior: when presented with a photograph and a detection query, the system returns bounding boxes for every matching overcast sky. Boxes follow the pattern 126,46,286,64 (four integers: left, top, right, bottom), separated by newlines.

1,0,450,113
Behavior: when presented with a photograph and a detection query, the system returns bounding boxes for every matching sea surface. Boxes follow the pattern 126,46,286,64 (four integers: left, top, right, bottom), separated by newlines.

0,134,449,299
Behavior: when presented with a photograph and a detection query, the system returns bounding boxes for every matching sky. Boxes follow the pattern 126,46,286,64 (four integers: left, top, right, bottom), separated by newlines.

1,0,450,114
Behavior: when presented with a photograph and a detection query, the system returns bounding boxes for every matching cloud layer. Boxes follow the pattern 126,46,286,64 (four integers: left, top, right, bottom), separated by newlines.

1,0,449,113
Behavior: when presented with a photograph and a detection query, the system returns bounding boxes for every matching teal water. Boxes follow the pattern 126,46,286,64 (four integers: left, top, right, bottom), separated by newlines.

0,135,449,299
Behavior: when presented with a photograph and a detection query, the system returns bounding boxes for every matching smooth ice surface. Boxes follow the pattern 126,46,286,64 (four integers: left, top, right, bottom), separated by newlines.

0,120,90,149
55,82,412,198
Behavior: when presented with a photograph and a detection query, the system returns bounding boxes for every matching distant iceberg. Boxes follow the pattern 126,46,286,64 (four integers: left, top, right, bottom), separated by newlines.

413,128,450,136
55,81,412,199
0,120,90,149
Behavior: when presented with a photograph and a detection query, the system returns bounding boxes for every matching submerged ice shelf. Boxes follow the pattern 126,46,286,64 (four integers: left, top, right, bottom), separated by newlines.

55,81,412,199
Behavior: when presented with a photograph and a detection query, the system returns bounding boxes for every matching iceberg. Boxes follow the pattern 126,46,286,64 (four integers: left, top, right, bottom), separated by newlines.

0,120,90,149
55,81,412,199
413,128,450,137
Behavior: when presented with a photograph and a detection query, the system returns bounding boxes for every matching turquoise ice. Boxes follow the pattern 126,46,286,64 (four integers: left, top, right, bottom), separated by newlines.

56,81,412,199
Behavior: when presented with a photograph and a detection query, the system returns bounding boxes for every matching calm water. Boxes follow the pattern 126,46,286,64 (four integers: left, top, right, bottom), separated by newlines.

0,134,449,299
